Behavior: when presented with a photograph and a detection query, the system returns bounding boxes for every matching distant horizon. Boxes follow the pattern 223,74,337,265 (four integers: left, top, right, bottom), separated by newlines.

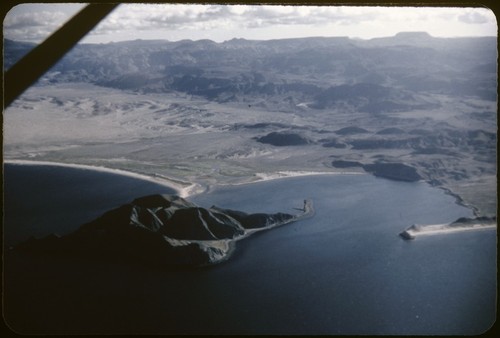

81,31,499,45
4,4,497,44
6,30,498,46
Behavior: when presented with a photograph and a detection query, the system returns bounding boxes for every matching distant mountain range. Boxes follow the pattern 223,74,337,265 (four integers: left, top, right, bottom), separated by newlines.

4,32,497,109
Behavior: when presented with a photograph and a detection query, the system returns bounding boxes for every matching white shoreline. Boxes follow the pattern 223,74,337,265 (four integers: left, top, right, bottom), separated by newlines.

191,170,365,195
404,223,496,238
254,170,365,181
200,170,366,193
4,160,363,198
4,159,201,198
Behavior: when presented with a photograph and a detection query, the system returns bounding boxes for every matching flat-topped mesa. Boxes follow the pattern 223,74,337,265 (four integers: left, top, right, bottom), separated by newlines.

394,31,432,39
15,194,313,267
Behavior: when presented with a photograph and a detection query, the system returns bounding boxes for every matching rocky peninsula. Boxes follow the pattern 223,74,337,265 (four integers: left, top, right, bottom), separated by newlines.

14,194,313,267
399,216,496,240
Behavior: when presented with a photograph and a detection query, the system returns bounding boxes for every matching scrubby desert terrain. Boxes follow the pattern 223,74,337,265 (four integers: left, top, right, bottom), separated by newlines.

3,32,497,216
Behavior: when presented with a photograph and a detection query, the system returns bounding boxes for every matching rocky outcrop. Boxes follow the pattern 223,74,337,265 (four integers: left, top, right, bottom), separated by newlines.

451,216,496,226
331,160,422,182
334,126,371,135
255,132,311,146
15,194,313,267
399,216,496,240
376,127,406,135
331,160,363,168
363,162,422,182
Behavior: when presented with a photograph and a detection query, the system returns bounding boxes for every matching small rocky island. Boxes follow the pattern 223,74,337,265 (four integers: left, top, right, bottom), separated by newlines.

14,194,313,267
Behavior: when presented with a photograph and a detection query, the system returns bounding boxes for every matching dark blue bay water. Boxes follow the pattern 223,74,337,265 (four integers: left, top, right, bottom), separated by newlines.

3,164,496,335
3,163,177,246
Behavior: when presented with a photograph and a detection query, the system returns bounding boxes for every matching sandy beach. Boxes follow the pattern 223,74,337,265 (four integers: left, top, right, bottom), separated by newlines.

254,170,366,180
5,159,367,198
404,222,497,238
4,159,200,197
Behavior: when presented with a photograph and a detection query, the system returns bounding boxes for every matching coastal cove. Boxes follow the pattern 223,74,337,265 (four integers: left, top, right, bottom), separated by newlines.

3,163,496,335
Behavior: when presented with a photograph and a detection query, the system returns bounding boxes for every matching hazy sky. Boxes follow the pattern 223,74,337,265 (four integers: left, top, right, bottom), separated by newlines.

3,3,497,44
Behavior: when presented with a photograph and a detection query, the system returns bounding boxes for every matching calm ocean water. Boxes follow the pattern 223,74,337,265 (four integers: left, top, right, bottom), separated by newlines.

3,164,496,335
3,164,177,245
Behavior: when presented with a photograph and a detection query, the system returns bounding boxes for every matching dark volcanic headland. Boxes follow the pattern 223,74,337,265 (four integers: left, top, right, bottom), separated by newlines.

4,32,497,216
14,194,313,267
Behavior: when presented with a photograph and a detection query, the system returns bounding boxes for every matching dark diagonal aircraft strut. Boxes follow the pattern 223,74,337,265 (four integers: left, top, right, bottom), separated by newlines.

4,4,118,108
